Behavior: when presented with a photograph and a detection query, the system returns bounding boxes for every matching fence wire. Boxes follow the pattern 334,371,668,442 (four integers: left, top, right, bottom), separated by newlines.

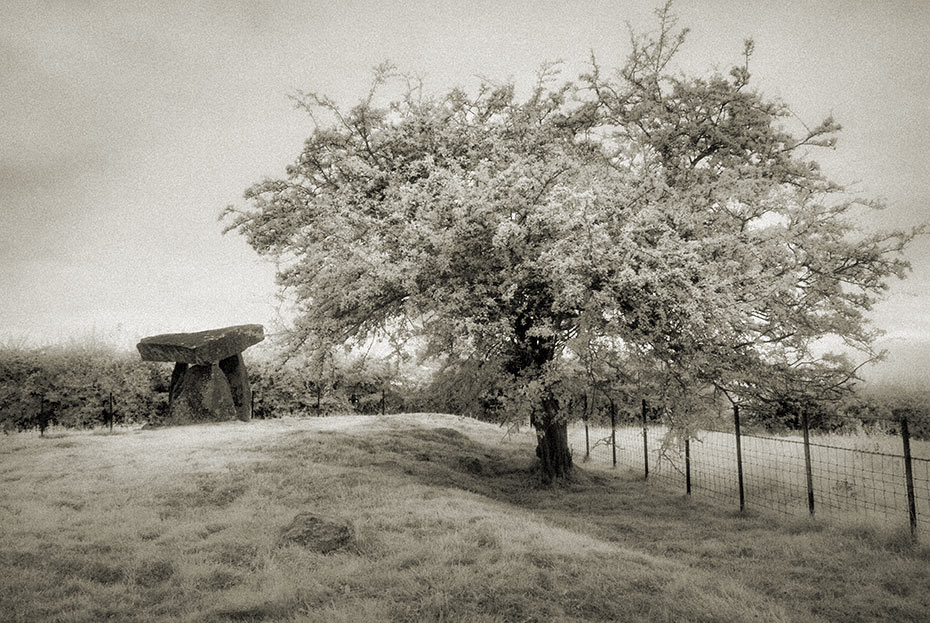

569,417,930,534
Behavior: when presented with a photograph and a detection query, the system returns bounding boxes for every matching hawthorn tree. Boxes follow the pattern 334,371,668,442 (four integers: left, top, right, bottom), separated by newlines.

225,5,914,482
575,11,915,423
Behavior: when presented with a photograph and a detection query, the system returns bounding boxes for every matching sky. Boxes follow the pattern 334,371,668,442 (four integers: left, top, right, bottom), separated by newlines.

1,0,928,384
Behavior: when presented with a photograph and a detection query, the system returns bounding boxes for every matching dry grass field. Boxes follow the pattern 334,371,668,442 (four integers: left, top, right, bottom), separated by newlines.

2,413,929,622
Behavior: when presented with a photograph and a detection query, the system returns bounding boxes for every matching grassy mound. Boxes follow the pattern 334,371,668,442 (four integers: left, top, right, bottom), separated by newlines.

1,414,928,622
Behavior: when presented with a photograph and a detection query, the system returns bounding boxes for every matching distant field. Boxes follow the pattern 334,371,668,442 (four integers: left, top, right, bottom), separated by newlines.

2,414,929,622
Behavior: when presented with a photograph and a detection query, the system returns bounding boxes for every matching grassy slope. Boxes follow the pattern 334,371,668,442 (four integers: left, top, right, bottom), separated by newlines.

1,414,928,623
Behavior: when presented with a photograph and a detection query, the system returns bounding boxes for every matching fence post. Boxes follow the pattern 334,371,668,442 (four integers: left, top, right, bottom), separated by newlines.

108,392,114,432
610,400,617,467
583,393,590,460
733,403,745,512
685,437,691,495
801,408,814,517
901,417,918,537
642,398,649,480
584,417,590,461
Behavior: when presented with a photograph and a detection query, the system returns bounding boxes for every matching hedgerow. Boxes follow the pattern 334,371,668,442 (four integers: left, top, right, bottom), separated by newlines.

0,343,169,433
0,342,427,431
3,340,926,437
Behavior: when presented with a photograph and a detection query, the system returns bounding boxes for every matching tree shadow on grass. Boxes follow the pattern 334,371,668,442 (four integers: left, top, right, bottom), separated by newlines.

283,421,762,545
280,419,930,623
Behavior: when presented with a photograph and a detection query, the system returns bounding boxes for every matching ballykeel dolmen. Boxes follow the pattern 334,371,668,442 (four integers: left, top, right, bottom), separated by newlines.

137,324,264,424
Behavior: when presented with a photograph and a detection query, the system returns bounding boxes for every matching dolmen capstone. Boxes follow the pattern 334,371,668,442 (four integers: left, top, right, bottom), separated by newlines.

137,324,264,424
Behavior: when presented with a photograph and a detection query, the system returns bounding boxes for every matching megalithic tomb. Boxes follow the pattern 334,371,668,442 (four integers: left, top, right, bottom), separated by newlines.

137,324,264,423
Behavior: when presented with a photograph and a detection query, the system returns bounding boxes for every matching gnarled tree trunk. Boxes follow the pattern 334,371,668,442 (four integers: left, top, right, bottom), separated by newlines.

532,398,573,483
507,298,574,482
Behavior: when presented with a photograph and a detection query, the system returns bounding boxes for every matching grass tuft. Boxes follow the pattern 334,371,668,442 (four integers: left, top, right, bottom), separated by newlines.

133,558,176,587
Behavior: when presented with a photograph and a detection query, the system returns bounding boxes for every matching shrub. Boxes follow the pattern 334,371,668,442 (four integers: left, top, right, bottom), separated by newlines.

0,343,170,431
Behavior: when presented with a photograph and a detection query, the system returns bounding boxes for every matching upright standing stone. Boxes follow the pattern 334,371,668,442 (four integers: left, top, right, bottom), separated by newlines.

137,324,264,424
219,353,251,422
169,363,237,423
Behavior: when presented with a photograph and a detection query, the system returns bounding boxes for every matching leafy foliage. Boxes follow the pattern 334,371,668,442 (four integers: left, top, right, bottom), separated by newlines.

0,341,428,432
249,348,423,418
0,343,169,433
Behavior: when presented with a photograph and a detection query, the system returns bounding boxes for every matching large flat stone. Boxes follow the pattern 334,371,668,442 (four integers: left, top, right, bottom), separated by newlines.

137,324,264,364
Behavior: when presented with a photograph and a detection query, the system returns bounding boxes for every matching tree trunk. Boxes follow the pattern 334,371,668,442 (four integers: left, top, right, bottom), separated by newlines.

505,300,570,482
533,408,573,483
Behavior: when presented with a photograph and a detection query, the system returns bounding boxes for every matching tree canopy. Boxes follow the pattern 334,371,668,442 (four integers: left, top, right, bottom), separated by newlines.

225,5,915,481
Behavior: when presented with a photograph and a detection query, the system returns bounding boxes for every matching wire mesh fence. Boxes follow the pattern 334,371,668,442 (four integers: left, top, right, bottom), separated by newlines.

569,410,930,536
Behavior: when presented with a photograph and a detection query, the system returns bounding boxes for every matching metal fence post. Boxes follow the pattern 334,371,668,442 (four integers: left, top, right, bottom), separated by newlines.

733,403,745,512
901,417,918,537
642,398,649,480
685,437,691,495
801,408,815,517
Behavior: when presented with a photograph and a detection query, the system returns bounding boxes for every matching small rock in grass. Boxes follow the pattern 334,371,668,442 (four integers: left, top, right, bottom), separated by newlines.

279,512,354,554
459,456,483,474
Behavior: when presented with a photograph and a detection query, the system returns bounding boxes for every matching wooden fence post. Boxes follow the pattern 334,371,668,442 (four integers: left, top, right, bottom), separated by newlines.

582,392,590,460
642,398,649,480
685,437,691,495
733,403,745,512
801,408,815,517
609,400,617,467
901,417,918,537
